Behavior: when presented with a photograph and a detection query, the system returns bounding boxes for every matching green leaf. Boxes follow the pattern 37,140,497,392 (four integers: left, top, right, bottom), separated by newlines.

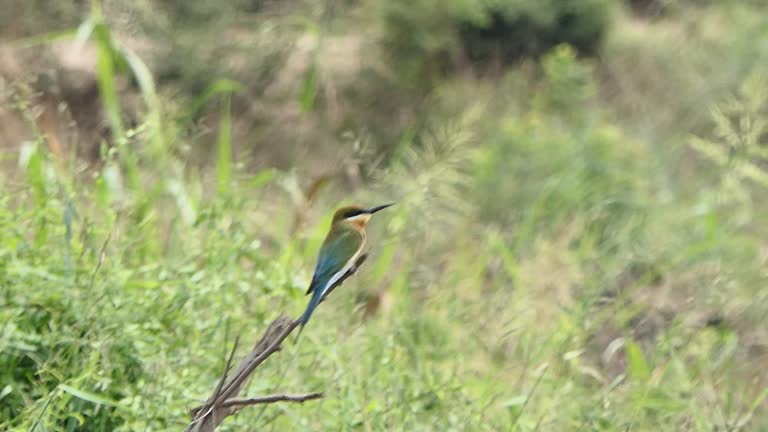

217,95,233,195
167,179,197,226
10,28,77,49
247,168,278,190
502,395,528,407
20,142,46,204
625,339,650,382
299,59,319,113
0,385,12,401
92,23,124,141
58,384,127,410
123,47,165,157
182,79,243,123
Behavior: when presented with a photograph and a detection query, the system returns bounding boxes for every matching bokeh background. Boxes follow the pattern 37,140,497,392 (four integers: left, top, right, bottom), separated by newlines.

1,0,768,430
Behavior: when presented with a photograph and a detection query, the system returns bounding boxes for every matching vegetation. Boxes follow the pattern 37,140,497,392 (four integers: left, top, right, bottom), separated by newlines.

1,0,767,430
378,0,612,86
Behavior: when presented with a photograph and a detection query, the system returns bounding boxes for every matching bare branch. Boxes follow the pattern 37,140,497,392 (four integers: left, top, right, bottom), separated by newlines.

217,317,300,403
222,393,322,410
190,337,240,421
214,337,239,400
186,317,302,432
186,254,368,431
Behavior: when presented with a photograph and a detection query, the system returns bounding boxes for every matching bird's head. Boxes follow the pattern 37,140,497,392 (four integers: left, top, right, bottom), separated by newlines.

332,203,395,228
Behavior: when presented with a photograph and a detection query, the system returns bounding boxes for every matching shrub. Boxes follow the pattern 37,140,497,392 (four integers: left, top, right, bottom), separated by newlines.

376,0,613,89
459,0,612,65
473,46,648,244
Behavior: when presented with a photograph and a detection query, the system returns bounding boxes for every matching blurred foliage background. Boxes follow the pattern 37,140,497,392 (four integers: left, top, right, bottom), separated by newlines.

1,0,768,430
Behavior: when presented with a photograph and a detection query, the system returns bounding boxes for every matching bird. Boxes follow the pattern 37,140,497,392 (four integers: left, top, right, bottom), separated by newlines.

298,203,394,328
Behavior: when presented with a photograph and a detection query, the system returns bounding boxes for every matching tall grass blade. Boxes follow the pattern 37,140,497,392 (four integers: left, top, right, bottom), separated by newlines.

217,95,233,196
58,385,128,411
92,22,124,141
625,339,650,382
123,48,166,159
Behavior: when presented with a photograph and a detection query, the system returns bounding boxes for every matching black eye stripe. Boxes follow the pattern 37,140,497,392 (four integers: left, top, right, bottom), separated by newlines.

344,209,363,218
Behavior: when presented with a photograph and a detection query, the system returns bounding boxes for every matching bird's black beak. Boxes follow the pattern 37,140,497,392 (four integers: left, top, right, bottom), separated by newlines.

365,203,395,214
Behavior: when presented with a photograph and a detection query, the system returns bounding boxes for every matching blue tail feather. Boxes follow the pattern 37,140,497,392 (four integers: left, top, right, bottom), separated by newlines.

299,288,323,327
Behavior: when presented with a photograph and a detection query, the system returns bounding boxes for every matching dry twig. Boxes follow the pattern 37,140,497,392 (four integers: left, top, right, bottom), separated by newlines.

220,393,322,409
185,253,368,431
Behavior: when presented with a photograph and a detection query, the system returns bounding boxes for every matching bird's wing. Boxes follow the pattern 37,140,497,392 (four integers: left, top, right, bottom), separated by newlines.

305,227,363,296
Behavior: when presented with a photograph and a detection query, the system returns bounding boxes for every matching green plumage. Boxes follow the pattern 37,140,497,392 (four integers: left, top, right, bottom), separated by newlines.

300,222,364,325
297,202,393,328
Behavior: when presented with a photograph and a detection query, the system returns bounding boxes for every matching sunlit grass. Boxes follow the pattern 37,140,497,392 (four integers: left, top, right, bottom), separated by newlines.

2,4,768,432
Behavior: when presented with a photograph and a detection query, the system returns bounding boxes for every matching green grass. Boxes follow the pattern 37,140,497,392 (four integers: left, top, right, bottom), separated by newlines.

2,2,768,431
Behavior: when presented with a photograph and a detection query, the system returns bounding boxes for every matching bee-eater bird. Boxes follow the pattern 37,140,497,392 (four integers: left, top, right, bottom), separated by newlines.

298,203,394,328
